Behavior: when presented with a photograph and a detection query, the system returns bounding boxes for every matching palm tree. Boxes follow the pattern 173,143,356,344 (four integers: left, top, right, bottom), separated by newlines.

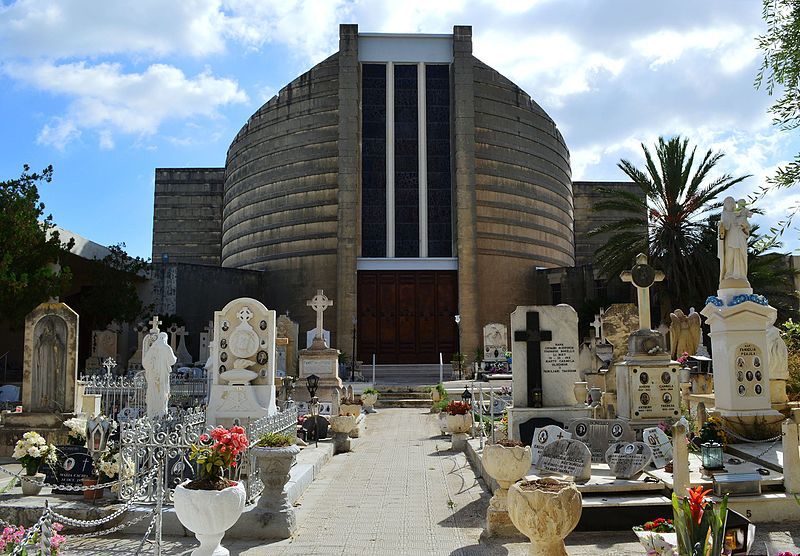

591,136,750,317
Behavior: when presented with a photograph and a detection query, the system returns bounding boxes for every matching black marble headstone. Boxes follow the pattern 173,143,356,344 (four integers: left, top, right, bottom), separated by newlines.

518,417,564,447
43,446,94,494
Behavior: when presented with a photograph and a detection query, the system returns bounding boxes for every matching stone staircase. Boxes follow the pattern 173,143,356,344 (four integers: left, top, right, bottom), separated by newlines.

374,386,433,409
366,364,453,386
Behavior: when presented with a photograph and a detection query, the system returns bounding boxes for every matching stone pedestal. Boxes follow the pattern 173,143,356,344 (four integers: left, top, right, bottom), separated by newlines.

615,356,681,424
251,445,300,538
782,419,800,494
0,412,69,457
332,432,351,453
330,415,355,454
483,444,531,538
701,289,783,421
297,347,341,404
451,432,469,451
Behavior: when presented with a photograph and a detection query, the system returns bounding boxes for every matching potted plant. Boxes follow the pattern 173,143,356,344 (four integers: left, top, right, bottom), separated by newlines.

252,433,300,512
174,425,248,556
483,439,532,536
360,388,379,413
13,431,57,496
63,417,87,446
672,486,729,556
507,479,582,556
444,401,472,434
632,517,677,555
89,441,127,501
0,522,67,554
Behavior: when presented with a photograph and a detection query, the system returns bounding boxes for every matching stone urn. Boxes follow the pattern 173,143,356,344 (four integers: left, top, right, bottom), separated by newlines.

446,413,472,434
330,415,356,454
483,443,532,537
21,473,46,496
251,444,301,537
339,403,361,416
507,479,582,556
361,393,378,413
573,382,588,406
173,480,246,556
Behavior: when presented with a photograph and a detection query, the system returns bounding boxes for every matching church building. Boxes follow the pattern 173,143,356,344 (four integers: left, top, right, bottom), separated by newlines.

151,25,639,365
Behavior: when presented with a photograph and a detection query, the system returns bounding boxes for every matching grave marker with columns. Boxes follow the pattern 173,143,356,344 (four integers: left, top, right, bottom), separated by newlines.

297,289,341,404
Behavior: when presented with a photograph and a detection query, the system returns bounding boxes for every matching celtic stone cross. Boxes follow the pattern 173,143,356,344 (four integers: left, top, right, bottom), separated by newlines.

307,289,333,340
620,253,665,331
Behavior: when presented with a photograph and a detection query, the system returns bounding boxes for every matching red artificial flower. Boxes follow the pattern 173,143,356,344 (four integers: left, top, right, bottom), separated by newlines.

687,486,712,525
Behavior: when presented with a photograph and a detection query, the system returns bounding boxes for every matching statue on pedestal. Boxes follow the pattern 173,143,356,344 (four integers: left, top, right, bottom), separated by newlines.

718,197,751,283
143,332,177,418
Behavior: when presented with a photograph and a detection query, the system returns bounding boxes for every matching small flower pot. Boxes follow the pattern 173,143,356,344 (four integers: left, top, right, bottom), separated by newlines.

174,480,246,556
21,473,45,496
431,390,442,403
507,479,582,556
446,413,472,434
82,477,104,501
483,443,532,537
361,393,378,413
339,403,361,416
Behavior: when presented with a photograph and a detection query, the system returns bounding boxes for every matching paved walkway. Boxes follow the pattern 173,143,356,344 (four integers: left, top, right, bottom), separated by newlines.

65,409,800,555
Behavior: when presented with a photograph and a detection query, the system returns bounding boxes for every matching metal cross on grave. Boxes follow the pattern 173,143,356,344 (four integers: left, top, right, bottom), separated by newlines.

620,253,665,331
590,314,603,343
307,289,334,340
148,315,162,334
102,357,116,377
514,310,552,408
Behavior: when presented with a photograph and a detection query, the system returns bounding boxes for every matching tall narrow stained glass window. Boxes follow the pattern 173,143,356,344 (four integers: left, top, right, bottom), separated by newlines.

361,63,387,257
393,64,419,258
425,64,452,257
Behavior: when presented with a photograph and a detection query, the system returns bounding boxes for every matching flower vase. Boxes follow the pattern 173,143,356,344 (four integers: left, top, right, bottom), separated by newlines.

21,472,45,496
507,479,582,556
174,480,246,556
82,477,104,501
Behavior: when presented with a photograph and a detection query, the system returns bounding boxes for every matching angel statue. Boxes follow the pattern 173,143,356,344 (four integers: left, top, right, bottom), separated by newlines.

669,309,701,360
142,332,177,418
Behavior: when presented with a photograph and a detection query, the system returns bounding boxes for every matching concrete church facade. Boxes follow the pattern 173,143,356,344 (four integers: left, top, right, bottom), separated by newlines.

151,25,638,365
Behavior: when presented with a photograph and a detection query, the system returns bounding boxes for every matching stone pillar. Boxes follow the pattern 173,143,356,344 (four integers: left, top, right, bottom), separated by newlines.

672,419,690,496
452,25,480,359
336,24,360,362
782,419,800,494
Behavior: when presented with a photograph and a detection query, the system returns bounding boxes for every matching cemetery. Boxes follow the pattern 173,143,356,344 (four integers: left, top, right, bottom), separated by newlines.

1,16,800,556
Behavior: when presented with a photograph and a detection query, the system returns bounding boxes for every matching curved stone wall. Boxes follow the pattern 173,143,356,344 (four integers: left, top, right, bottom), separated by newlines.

472,57,574,322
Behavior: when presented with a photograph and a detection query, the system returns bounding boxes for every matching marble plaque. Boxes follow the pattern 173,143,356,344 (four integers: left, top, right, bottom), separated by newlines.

302,358,336,375
568,418,635,463
536,438,591,483
483,323,508,362
531,425,572,465
734,343,766,398
511,305,579,408
627,364,681,420
605,441,653,479
643,427,673,469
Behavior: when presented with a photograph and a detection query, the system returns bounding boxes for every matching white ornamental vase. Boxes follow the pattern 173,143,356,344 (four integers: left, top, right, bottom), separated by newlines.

446,413,472,434
329,415,357,434
21,473,45,496
573,382,588,406
173,480,246,556
507,479,582,556
361,393,378,413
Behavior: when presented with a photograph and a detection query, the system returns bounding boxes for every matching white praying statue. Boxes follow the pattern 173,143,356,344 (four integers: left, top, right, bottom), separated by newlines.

718,196,751,283
142,332,177,418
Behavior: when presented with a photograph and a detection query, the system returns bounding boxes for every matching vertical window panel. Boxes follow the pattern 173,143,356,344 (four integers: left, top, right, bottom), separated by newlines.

394,64,419,258
425,64,452,257
361,63,387,257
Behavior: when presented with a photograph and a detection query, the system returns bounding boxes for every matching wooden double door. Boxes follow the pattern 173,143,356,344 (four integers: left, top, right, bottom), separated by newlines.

357,271,458,364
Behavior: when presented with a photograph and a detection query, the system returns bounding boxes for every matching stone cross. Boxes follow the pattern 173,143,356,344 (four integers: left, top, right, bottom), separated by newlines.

168,323,179,351
619,253,664,332
175,326,188,341
102,357,116,376
513,310,552,408
307,290,334,340
591,315,603,342
148,315,162,334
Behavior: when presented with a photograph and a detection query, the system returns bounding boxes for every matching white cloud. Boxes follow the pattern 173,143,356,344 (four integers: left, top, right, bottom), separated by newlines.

631,27,757,70
7,61,248,149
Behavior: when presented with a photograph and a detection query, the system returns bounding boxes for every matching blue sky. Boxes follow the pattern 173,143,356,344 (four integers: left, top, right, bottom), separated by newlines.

1,0,798,259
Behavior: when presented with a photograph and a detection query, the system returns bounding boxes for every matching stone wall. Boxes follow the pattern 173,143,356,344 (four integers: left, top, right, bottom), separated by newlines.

221,53,341,341
152,168,224,266
471,56,574,331
572,181,643,267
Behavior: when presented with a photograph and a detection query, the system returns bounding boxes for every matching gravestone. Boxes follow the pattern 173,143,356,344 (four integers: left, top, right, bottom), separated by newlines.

206,298,278,426
483,323,508,362
127,323,147,371
85,328,118,372
511,305,579,408
618,365,681,421
536,438,591,483
173,326,193,367
517,417,564,447
643,427,673,469
197,321,212,366
297,290,341,403
601,304,639,363
43,446,94,493
605,442,653,479
276,313,300,376
23,301,79,413
568,418,635,463
531,425,572,465
305,328,331,349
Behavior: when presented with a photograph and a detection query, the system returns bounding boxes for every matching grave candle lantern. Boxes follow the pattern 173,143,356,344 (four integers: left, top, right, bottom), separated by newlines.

701,441,724,470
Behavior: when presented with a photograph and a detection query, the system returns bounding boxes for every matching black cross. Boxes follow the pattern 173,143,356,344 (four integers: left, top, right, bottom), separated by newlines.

514,311,552,408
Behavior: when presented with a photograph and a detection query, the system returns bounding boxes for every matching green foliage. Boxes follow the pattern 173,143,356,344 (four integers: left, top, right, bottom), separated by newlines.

592,136,749,318
784,318,800,399
189,444,226,480
69,243,151,329
362,387,379,395
756,0,800,236
0,165,73,323
256,432,295,448
672,489,729,556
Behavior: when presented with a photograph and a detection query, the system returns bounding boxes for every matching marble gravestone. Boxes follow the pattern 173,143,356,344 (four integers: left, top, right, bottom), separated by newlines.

568,418,635,463
206,298,278,426
483,323,508,362
297,290,341,403
643,427,673,469
174,326,193,367
23,301,79,413
605,442,653,479
536,438,592,483
127,323,147,371
84,328,118,371
306,328,331,349
276,313,300,376
531,425,572,465
197,321,212,366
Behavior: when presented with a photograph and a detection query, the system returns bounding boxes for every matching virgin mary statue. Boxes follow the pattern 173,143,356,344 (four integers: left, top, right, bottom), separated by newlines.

142,332,177,418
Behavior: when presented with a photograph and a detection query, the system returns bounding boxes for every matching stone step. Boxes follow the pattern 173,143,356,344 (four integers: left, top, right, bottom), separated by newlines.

376,398,433,408
377,391,432,400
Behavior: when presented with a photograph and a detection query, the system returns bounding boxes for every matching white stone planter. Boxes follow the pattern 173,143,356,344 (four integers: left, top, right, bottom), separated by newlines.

173,480,246,556
21,473,45,496
251,445,301,501
438,411,448,434
339,403,361,416
329,415,356,434
507,479,582,556
361,393,378,413
446,413,472,434
483,444,532,537
633,530,677,556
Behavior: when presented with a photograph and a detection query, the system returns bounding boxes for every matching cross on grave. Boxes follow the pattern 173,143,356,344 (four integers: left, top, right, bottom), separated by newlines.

591,314,603,342
148,315,162,334
556,430,565,440
307,290,334,340
102,357,116,376
514,310,552,408
619,253,664,331
175,325,188,340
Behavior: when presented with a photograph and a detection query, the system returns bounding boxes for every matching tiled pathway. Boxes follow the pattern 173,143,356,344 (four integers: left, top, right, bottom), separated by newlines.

65,409,800,555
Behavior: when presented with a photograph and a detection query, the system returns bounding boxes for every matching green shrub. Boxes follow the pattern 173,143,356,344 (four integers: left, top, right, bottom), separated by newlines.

257,433,295,448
